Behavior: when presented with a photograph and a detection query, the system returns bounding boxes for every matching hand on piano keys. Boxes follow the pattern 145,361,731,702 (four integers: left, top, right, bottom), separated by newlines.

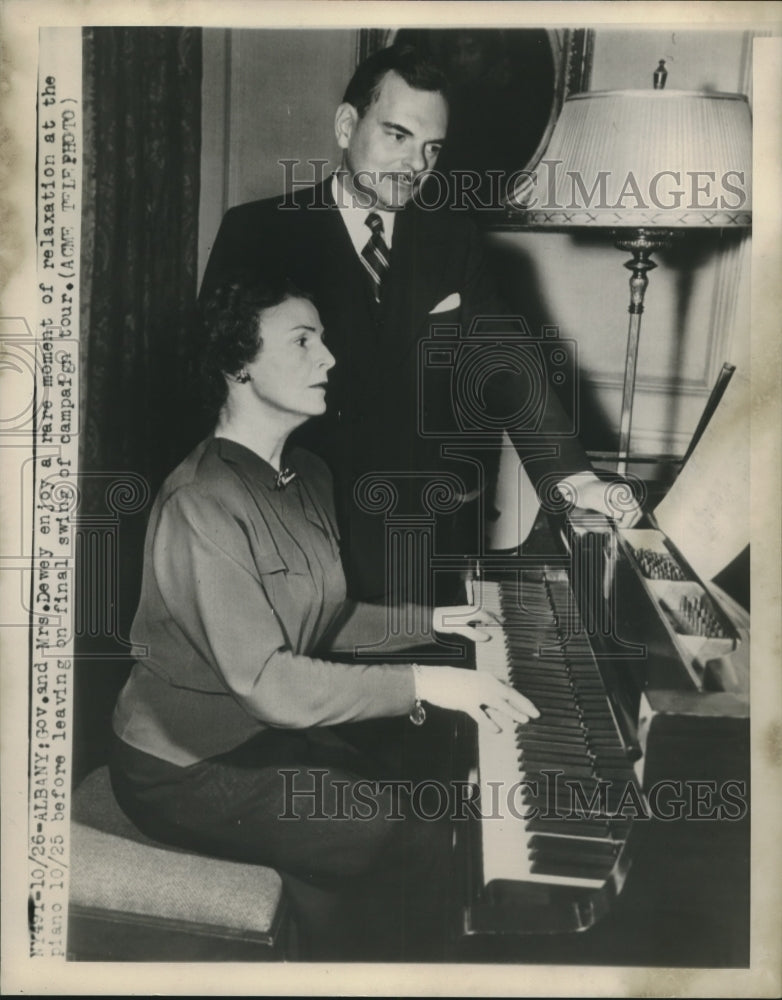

557,471,643,528
432,604,499,643
414,664,540,732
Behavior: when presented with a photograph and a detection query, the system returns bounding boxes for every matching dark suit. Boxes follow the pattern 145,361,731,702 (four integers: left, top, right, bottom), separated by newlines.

201,179,589,604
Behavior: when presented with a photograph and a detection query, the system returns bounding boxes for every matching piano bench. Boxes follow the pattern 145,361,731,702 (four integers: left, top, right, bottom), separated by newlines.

68,766,292,962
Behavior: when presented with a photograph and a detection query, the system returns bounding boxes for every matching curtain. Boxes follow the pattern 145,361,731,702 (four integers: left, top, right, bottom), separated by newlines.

75,27,202,782
81,27,203,492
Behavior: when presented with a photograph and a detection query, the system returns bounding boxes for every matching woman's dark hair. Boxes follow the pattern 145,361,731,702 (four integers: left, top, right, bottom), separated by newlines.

199,271,313,418
342,43,449,118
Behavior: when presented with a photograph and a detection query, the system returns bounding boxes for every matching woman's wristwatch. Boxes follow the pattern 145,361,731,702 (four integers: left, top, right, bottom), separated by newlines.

409,663,426,726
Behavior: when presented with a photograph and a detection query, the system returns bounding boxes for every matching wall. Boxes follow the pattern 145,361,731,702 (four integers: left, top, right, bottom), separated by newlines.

590,28,752,95
198,26,754,461
198,28,357,284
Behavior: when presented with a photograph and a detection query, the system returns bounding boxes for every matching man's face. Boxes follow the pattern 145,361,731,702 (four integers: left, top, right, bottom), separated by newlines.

336,70,448,211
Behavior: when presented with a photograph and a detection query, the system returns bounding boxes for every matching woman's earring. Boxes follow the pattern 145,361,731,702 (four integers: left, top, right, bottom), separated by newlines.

234,369,251,384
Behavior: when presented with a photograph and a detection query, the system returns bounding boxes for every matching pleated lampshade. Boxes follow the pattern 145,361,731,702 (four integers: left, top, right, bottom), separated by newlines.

509,89,752,228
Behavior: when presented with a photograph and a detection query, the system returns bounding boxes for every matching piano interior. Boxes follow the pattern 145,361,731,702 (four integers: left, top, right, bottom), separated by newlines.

455,508,750,967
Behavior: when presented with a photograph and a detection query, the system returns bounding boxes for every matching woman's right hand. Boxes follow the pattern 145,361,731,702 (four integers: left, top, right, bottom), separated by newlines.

415,664,539,732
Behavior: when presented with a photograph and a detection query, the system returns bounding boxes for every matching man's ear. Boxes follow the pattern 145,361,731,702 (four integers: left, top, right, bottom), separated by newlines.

334,102,358,150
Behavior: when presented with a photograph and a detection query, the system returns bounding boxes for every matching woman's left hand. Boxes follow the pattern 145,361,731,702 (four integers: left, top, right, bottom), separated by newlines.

432,605,498,643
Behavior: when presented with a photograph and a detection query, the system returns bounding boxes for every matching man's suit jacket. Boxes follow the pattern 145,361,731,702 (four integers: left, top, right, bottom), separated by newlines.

201,179,590,602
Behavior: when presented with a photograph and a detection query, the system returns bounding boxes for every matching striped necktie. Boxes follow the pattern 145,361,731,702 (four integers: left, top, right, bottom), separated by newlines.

360,212,390,303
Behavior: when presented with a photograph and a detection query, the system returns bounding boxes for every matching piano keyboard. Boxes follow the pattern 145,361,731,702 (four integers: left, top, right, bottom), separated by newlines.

474,571,640,891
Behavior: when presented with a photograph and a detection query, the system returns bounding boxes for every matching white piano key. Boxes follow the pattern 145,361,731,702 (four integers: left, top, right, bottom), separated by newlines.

474,580,612,891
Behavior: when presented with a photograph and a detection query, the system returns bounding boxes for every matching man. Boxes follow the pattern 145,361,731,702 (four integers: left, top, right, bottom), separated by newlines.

201,43,637,614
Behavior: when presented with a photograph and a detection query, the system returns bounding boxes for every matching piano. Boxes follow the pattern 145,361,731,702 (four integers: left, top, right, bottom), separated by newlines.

455,510,750,966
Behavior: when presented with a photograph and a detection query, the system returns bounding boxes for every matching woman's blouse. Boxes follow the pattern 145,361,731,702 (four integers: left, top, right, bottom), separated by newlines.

112,437,423,766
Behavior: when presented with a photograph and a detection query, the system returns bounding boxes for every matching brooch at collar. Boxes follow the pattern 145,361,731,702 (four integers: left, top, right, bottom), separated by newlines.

275,467,298,489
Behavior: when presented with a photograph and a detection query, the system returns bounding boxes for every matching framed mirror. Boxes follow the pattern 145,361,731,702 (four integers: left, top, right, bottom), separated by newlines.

359,28,594,215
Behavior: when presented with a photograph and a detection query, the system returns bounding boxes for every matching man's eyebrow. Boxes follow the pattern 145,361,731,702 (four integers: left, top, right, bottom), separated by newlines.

381,120,446,145
381,120,413,136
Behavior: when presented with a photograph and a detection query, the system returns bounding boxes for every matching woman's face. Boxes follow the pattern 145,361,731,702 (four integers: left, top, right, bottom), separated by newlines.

243,296,335,421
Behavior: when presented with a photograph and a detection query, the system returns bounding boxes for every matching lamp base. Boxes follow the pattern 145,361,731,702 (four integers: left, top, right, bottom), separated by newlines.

612,229,682,477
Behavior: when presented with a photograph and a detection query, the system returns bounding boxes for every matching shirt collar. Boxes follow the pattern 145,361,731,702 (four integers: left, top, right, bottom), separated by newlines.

213,437,297,492
331,172,396,257
212,436,334,540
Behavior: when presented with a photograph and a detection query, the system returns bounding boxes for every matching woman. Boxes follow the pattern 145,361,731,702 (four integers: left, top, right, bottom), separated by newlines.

109,274,538,961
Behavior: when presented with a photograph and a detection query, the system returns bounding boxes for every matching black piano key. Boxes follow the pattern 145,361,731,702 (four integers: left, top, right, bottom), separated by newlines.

588,744,630,759
529,847,619,873
571,682,606,694
525,816,617,839
589,748,633,764
521,763,597,782
517,742,591,757
528,850,620,874
517,730,588,747
584,726,619,740
581,715,616,728
518,741,589,757
521,717,586,730
581,721,618,734
587,731,626,745
520,802,628,828
519,717,583,728
590,759,634,777
511,674,571,685
506,645,567,658
507,631,560,642
516,699,580,715
520,714,585,728
523,718,586,733
579,697,616,710
592,768,638,783
529,856,618,879
511,686,575,699
588,741,634,764
513,662,560,675
519,756,595,775
518,738,591,755
508,672,573,685
510,683,576,697
521,762,596,780
528,834,621,861
517,705,581,718
520,727,587,743
505,629,562,642
517,736,589,751
517,736,589,753
521,783,630,813
518,749,591,764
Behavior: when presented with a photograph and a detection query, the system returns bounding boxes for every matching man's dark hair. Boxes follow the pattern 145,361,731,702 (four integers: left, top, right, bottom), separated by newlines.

342,43,449,118
199,271,313,418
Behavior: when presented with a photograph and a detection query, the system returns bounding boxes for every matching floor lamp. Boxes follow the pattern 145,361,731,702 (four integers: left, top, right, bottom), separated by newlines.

508,69,752,476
